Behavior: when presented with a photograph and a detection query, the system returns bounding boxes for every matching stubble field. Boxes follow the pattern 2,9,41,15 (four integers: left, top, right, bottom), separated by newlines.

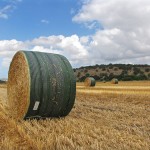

0,81,150,150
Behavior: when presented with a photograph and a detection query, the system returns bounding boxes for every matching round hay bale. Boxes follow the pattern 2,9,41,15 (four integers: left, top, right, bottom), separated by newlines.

7,51,76,120
111,78,118,84
84,77,96,87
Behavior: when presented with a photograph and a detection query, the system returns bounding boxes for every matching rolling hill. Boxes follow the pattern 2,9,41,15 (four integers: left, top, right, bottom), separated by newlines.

74,64,150,82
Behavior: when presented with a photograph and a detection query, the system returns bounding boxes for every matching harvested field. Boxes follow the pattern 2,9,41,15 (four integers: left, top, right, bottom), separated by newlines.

0,81,150,150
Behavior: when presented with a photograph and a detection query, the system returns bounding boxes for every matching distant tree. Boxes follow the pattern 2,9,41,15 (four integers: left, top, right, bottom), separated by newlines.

109,66,113,69
92,75,100,80
125,64,132,70
122,70,128,75
134,74,147,80
102,68,106,71
84,69,88,73
100,73,107,77
133,67,141,75
0,80,6,84
79,76,86,82
77,72,81,77
122,75,133,81
85,73,90,77
108,73,114,80
145,68,150,72
114,67,118,71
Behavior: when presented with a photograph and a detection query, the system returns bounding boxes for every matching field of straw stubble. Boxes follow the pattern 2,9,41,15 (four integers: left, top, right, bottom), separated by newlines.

0,81,150,150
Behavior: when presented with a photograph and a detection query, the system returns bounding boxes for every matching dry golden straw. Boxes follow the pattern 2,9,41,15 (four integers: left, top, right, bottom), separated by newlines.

7,51,30,120
1,81,150,149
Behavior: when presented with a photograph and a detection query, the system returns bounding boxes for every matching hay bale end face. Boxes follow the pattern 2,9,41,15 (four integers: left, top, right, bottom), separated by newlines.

7,51,76,120
111,78,118,84
84,77,96,87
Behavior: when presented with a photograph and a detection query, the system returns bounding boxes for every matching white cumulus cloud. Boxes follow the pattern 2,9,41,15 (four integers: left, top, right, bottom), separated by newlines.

0,35,89,70
1,0,150,78
73,0,150,64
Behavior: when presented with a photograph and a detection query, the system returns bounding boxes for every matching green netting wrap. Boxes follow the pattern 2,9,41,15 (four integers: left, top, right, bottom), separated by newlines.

90,77,96,86
7,51,76,120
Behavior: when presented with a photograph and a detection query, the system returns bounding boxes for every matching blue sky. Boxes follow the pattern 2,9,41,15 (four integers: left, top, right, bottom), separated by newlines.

0,0,150,78
0,0,96,40
0,0,94,78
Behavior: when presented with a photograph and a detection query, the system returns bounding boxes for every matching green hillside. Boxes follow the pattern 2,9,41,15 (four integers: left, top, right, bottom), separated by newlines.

74,64,150,82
